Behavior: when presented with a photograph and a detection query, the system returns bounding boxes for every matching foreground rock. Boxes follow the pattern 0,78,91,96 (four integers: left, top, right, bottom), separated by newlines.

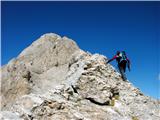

1,33,159,120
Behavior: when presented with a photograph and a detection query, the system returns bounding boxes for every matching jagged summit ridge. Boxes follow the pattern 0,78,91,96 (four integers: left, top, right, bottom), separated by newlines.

18,33,78,57
1,33,159,120
40,33,61,38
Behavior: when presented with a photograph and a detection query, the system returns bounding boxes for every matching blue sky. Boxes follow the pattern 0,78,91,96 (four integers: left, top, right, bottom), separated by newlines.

2,1,160,99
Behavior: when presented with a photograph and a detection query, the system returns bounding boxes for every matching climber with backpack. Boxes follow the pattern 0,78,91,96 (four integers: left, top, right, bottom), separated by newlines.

107,51,131,81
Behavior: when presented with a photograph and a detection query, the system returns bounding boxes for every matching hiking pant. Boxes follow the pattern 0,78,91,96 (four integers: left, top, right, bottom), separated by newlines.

118,61,127,80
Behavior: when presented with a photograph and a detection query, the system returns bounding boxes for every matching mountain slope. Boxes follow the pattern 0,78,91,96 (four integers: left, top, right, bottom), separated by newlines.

1,33,159,120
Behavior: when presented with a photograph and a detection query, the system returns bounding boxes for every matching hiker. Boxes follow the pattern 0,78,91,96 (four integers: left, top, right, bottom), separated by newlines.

107,51,131,80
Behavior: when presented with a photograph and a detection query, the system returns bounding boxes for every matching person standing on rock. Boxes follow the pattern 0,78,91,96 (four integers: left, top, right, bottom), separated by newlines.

107,51,131,81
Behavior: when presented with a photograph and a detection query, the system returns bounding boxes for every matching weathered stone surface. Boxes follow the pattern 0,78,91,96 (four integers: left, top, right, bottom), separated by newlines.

1,33,159,120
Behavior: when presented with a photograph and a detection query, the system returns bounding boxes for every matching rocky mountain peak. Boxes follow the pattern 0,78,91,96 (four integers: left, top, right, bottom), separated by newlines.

1,33,159,120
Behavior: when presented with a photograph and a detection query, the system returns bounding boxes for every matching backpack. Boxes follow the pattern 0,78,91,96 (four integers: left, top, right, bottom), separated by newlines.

119,51,127,63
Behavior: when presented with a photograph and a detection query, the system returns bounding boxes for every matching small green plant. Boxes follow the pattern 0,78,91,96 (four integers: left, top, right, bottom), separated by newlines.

110,99,115,106
132,116,139,120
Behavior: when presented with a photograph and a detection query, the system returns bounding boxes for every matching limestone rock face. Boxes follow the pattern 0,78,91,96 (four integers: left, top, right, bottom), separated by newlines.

1,33,159,120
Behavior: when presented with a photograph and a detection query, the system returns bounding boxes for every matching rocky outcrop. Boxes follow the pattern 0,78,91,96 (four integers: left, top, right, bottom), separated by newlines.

1,33,159,120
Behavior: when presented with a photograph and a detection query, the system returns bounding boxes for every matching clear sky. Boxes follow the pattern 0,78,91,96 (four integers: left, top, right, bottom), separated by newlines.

2,1,160,99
